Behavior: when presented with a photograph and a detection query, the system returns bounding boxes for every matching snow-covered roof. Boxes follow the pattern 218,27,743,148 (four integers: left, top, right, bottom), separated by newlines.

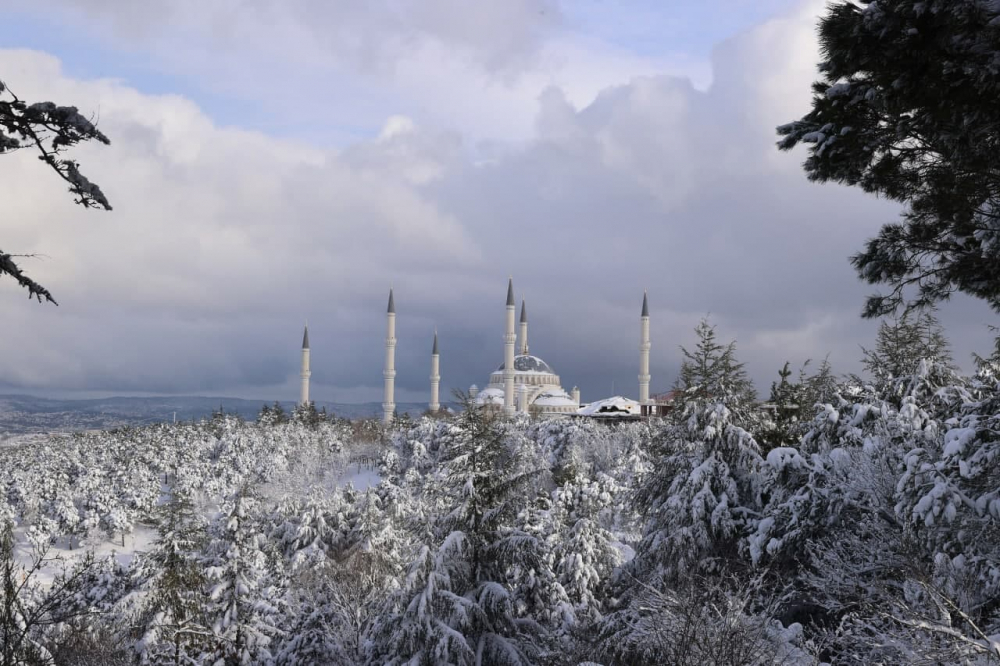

577,396,640,416
494,355,555,374
533,390,577,407
475,387,505,404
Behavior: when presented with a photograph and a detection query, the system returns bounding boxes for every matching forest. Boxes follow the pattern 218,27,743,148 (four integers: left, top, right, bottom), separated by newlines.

2,313,999,665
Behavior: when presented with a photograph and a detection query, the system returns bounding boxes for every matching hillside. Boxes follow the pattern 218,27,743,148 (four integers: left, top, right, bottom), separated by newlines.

0,394,438,434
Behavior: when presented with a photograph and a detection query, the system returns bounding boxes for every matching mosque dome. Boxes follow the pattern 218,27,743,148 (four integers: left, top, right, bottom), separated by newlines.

495,355,555,374
478,351,577,415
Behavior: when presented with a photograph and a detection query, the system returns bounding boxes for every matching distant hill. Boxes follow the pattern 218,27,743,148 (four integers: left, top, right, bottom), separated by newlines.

0,394,440,435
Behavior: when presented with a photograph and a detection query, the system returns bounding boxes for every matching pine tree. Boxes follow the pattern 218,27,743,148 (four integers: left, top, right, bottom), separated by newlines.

801,356,838,412
292,402,322,428
270,402,288,425
858,308,958,407
366,405,549,664
778,0,1000,317
760,361,803,452
600,369,766,662
133,491,209,665
0,78,112,304
673,318,758,427
256,404,275,426
201,486,282,665
972,327,1000,383
634,403,764,584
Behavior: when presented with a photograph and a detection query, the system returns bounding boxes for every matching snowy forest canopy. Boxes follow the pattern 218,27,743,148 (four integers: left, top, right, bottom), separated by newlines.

2,313,1000,665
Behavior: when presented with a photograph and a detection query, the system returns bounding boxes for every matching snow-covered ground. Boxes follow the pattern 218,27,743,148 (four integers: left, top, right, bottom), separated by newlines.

337,463,381,491
13,524,158,586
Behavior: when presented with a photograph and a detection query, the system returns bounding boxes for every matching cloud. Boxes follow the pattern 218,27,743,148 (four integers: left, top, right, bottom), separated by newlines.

0,0,995,407
0,49,481,400
38,0,563,73
24,0,704,145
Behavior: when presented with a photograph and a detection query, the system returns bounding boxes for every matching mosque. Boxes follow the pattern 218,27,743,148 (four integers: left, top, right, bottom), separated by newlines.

297,278,657,422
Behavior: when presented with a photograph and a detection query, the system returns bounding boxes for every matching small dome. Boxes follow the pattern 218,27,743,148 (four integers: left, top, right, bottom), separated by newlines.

495,355,555,374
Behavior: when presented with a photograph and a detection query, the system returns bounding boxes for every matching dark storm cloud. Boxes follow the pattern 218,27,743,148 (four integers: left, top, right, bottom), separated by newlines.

0,1,995,405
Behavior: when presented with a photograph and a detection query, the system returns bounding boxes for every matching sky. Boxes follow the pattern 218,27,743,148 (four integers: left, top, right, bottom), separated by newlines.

0,0,996,405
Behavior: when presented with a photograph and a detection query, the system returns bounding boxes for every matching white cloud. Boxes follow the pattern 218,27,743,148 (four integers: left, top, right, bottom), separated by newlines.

28,0,708,144
0,48,481,399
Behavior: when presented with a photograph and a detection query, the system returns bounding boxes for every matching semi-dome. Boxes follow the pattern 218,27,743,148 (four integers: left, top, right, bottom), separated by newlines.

495,354,555,374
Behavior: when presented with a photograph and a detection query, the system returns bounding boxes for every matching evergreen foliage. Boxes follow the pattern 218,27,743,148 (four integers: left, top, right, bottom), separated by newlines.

201,485,282,665
778,0,1000,317
673,318,757,428
366,405,549,665
133,491,209,665
0,78,112,304
1,346,999,663
857,308,958,407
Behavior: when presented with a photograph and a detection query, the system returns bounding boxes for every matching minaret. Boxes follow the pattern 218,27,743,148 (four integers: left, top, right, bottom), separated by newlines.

300,324,311,406
571,386,580,406
383,288,396,425
503,278,516,415
518,382,528,414
429,330,440,413
519,298,529,355
639,290,651,406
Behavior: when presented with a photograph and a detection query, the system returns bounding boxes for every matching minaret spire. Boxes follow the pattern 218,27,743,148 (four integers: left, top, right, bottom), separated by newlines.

300,323,311,406
383,288,397,425
639,290,651,407
503,277,516,415
519,298,529,355
429,329,441,413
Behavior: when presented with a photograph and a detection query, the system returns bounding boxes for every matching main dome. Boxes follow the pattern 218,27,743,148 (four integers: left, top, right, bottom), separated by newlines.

495,354,555,374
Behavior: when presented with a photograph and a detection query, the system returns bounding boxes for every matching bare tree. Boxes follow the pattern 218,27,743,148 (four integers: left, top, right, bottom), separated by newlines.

1,519,110,665
597,573,813,665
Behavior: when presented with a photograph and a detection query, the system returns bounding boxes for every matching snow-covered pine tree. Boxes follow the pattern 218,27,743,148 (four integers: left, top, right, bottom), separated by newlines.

628,320,766,583
599,322,767,663
778,0,1000,318
132,490,210,665
309,487,409,660
888,372,1000,660
0,78,112,304
553,514,621,623
292,402,323,428
366,404,549,665
800,356,838,413
631,402,764,585
201,485,282,665
672,318,758,429
760,361,804,452
857,308,958,407
274,555,352,665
